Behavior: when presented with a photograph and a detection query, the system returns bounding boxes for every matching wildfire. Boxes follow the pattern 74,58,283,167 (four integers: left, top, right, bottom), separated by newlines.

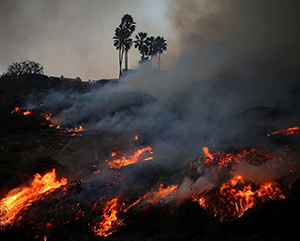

11,106,32,116
107,146,153,169
203,146,214,165
45,113,52,121
0,169,67,229
92,198,124,237
22,110,32,116
147,183,178,206
267,126,300,136
194,174,285,221
67,126,87,136
189,146,291,221
11,106,20,113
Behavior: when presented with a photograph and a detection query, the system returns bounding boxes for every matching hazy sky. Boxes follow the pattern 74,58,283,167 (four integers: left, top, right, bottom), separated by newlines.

1,0,300,80
0,0,173,80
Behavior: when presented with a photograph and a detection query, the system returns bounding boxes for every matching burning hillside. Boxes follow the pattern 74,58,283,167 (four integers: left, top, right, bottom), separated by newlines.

1,66,300,241
1,0,300,237
1,102,300,240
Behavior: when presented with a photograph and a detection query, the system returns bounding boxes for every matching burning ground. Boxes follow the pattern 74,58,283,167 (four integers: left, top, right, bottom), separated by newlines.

1,68,300,240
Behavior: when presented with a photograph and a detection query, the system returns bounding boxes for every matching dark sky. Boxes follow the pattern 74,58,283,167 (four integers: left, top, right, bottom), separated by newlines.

1,0,300,80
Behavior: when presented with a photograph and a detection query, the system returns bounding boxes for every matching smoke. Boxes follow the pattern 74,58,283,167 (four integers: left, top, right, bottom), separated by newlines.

168,0,300,79
21,0,300,208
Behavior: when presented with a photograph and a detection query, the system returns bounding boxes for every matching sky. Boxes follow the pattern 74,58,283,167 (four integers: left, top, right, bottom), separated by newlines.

0,0,173,80
1,0,300,81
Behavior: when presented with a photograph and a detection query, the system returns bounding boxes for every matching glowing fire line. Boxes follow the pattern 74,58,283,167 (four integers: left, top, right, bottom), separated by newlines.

0,169,67,229
107,146,153,169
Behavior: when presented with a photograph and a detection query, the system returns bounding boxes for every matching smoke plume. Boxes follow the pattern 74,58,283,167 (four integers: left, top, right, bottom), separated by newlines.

23,0,300,206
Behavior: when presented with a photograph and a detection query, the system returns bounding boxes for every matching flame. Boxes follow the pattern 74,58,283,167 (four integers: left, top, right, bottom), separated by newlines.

147,183,178,206
135,135,138,140
267,126,300,136
107,146,153,169
11,107,32,116
193,174,285,222
124,184,178,212
45,113,52,121
0,169,67,229
190,147,290,221
203,146,214,165
11,107,20,113
22,110,32,116
92,198,124,237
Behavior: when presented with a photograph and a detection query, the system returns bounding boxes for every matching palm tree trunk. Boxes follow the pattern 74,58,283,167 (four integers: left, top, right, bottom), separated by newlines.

119,48,124,79
158,53,161,71
125,51,128,71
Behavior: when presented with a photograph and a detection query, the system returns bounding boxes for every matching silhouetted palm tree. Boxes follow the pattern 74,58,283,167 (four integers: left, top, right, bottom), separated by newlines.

120,14,136,71
155,36,167,70
134,32,149,63
146,36,157,68
113,27,127,78
113,14,136,78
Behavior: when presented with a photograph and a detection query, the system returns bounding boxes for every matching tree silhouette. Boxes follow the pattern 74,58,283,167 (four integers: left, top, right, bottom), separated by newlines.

146,36,158,68
134,32,149,64
5,60,44,78
155,36,167,70
120,14,136,71
113,14,136,78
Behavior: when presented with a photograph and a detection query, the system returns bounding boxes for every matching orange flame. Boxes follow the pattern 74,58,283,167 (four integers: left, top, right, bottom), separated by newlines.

124,183,178,212
147,183,178,206
0,169,67,229
135,135,138,140
45,113,52,121
11,107,20,113
108,146,153,169
203,146,214,165
194,174,285,221
92,198,124,237
11,107,32,116
267,126,300,137
22,110,32,116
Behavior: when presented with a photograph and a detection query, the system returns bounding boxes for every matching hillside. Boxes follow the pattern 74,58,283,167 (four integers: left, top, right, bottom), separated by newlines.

1,72,300,240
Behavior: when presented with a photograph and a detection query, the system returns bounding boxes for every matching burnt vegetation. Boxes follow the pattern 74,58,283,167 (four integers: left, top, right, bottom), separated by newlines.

1,66,300,240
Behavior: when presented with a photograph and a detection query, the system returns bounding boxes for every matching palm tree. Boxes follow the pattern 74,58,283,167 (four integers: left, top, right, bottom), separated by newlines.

155,36,167,70
146,36,157,68
113,27,128,78
134,32,149,63
113,14,136,78
120,14,136,71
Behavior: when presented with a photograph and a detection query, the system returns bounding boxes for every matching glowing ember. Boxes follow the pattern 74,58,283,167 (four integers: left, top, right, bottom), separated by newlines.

194,174,285,221
11,106,20,113
0,169,67,229
22,110,32,116
125,184,178,212
267,126,300,136
200,146,287,173
203,146,214,165
92,198,124,237
107,146,153,169
189,146,290,221
45,113,52,121
11,107,32,116
147,183,178,206
68,126,87,136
